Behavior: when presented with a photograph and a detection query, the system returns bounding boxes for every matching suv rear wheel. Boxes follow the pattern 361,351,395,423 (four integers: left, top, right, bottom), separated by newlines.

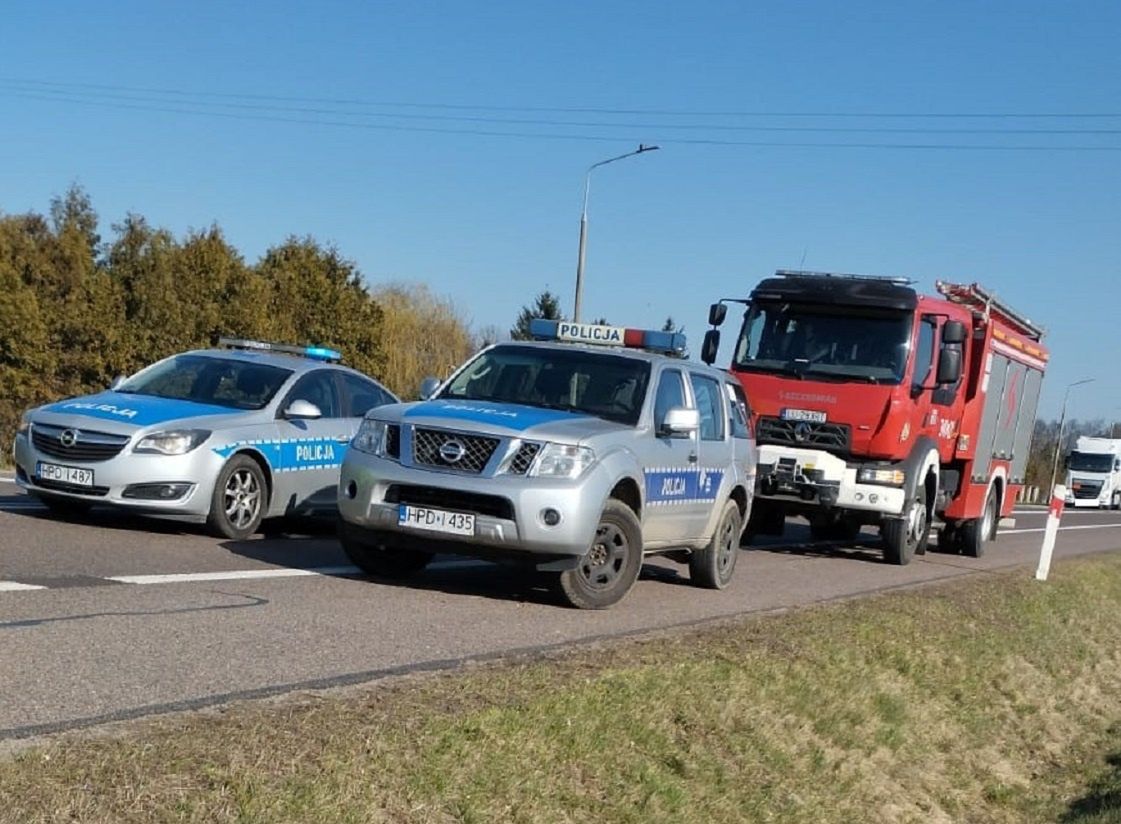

340,527,433,579
690,499,742,589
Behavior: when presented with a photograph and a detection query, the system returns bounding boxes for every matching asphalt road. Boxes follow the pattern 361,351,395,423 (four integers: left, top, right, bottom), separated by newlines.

3,473,1121,742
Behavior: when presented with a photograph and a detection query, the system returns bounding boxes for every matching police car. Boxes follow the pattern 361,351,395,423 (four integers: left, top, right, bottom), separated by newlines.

12,338,397,538
337,320,756,609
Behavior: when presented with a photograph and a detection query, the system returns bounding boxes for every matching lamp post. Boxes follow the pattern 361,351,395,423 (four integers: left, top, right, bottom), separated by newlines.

572,144,659,322
1049,378,1095,493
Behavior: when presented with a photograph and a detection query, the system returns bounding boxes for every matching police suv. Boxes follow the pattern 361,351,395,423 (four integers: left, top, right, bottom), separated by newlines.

337,320,756,609
12,338,396,538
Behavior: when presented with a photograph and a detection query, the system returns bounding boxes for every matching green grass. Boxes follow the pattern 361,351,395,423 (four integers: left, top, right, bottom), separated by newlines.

5,554,1121,823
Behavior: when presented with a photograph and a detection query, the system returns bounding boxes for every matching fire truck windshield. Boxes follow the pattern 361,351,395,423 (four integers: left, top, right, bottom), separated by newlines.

732,302,912,384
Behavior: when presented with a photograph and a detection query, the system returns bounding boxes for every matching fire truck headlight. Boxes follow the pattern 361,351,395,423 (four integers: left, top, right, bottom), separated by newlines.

857,467,906,487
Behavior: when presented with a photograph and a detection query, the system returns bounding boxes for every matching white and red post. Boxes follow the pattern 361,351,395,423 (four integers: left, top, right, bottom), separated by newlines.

1035,484,1066,581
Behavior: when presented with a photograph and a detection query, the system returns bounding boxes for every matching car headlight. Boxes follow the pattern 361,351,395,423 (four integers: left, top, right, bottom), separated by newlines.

133,430,211,455
16,411,32,435
529,443,596,479
856,467,906,486
352,419,388,455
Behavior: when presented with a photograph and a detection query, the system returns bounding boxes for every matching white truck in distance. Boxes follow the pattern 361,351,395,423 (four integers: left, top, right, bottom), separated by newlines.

1065,437,1121,510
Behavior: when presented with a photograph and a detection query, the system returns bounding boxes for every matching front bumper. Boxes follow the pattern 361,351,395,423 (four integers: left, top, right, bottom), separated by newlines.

12,431,219,519
338,451,611,558
755,444,906,516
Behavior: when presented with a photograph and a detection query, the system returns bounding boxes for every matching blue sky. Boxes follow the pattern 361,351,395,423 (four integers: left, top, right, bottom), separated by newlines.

2,0,1118,418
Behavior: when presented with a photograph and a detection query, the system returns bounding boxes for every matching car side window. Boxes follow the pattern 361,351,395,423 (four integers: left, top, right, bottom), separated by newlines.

286,370,341,418
653,369,687,431
340,373,394,417
912,316,937,391
726,382,751,439
689,373,725,441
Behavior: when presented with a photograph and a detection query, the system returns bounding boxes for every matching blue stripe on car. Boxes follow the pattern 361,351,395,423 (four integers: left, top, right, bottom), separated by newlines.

41,392,237,426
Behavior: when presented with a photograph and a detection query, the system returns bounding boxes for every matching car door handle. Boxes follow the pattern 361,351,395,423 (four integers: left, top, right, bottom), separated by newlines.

688,451,698,464
335,435,351,444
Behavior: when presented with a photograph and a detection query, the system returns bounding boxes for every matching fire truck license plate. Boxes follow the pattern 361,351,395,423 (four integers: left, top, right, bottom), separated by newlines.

781,408,827,423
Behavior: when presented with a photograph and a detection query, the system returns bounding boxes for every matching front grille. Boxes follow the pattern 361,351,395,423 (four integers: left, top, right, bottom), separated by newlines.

756,417,851,455
32,477,110,496
385,424,401,459
385,484,514,520
31,423,130,462
1072,482,1102,500
412,428,499,474
507,442,541,475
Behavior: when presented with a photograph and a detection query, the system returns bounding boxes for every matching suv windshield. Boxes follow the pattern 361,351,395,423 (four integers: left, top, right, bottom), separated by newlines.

733,301,913,384
1069,452,1116,473
117,355,293,410
440,345,651,425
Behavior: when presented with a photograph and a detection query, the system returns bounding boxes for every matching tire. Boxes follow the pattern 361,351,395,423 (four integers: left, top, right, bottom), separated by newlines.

206,454,268,539
960,486,998,558
36,494,92,519
340,525,433,579
558,500,643,609
1111,492,1120,511
937,522,961,555
809,511,861,542
882,483,930,565
690,499,743,590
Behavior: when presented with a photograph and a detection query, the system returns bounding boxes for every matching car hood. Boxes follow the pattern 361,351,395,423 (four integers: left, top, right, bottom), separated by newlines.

32,391,248,434
383,399,629,443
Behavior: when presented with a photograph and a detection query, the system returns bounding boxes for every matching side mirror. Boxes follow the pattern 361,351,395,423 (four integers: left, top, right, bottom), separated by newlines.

708,302,727,327
942,320,967,345
419,377,441,400
284,399,322,420
660,407,700,438
701,329,721,365
109,375,126,391
936,348,962,385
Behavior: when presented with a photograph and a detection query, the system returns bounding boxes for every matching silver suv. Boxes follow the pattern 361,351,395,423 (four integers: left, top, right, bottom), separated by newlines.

337,320,756,608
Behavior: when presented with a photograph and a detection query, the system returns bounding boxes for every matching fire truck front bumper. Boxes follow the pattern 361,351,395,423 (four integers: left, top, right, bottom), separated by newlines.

756,445,907,516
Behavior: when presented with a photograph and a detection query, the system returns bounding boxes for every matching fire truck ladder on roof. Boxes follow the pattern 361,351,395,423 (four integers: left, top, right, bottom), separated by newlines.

935,281,1045,341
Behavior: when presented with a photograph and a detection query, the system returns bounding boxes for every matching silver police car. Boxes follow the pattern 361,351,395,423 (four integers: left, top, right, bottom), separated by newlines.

12,338,396,538
338,320,756,608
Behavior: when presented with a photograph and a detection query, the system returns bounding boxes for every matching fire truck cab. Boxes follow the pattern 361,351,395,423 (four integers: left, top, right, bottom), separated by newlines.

702,271,1049,565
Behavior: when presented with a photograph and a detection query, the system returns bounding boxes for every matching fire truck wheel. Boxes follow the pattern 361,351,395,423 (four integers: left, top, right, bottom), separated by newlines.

558,500,643,609
809,512,861,542
960,487,998,558
882,485,930,565
340,527,433,579
690,499,742,589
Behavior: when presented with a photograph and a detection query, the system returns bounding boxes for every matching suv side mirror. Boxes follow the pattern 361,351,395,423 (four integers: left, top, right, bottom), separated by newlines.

284,399,322,420
419,377,441,400
701,329,721,365
660,407,699,438
936,348,962,385
708,302,727,327
942,320,967,345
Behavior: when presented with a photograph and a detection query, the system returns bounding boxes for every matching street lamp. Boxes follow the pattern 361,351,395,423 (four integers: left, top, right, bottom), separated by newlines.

572,144,660,322
1049,378,1095,493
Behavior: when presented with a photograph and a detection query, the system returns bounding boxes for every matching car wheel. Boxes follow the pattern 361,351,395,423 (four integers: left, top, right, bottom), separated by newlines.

339,525,433,579
882,483,930,565
206,454,267,539
690,499,742,589
960,486,998,558
558,500,643,609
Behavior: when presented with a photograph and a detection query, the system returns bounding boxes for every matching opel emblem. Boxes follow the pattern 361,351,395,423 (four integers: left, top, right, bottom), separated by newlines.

439,439,466,463
59,429,80,448
793,422,812,443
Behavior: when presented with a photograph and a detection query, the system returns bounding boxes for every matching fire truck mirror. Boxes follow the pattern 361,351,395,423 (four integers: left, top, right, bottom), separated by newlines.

701,329,721,365
708,303,727,327
936,347,963,385
942,320,967,344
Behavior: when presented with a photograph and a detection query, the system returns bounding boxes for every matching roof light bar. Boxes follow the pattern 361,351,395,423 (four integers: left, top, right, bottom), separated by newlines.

776,269,915,286
528,319,686,356
217,337,343,362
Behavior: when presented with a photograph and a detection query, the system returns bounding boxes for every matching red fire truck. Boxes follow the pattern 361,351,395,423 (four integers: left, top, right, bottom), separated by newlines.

701,271,1049,564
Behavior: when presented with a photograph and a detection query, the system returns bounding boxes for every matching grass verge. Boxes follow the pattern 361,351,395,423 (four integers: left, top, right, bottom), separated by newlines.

5,555,1121,822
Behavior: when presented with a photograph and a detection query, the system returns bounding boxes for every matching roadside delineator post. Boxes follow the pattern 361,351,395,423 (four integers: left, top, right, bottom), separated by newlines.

1035,484,1066,582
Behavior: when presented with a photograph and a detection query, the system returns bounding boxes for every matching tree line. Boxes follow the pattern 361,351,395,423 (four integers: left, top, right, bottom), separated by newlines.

0,186,475,450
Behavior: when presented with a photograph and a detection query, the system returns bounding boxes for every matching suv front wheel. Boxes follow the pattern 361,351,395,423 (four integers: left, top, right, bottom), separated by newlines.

558,500,643,609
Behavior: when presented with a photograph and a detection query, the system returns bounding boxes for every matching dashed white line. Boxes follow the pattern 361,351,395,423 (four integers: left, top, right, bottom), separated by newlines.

1000,523,1121,536
0,581,47,592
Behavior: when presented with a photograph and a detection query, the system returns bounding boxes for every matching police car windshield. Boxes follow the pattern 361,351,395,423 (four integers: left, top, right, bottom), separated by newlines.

733,301,911,384
440,345,651,425
117,355,293,410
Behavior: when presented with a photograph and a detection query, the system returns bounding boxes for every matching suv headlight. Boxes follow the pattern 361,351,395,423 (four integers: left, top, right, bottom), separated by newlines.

856,467,906,486
352,419,388,455
529,443,595,479
16,411,32,435
134,430,211,455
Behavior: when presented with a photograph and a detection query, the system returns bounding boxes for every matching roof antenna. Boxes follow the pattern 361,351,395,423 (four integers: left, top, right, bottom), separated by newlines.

799,246,808,268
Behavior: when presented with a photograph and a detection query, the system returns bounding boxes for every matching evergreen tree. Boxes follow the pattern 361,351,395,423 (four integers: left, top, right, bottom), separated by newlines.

510,290,564,340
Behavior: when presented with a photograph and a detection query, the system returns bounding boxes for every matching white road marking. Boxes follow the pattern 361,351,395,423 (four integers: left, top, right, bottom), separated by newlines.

107,566,363,585
0,581,47,592
1014,507,1117,516
0,478,18,485
1000,523,1121,536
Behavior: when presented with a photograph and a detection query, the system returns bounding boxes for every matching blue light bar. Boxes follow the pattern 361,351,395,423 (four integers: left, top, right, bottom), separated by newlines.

217,337,342,362
527,319,686,356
